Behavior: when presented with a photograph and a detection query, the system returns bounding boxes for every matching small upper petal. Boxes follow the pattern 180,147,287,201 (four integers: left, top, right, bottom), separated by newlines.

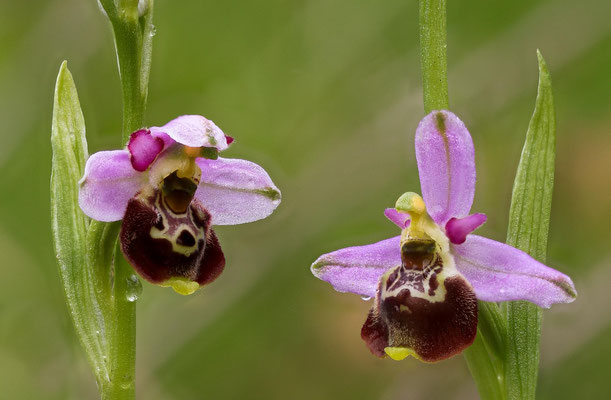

452,235,577,308
445,213,487,244
384,208,410,228
311,236,401,299
79,150,145,221
194,157,281,225
415,111,476,225
149,115,229,151
127,129,165,172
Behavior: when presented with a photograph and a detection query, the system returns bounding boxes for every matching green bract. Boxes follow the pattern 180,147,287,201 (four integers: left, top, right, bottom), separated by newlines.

51,62,138,399
464,51,558,400
503,50,557,400
51,62,109,385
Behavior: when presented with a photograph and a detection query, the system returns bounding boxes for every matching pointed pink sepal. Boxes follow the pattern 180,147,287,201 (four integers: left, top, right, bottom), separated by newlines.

78,150,145,222
415,111,476,225
311,236,401,299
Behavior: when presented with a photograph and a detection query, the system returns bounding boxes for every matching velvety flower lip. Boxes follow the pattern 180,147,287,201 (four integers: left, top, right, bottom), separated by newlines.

311,110,576,362
78,115,280,294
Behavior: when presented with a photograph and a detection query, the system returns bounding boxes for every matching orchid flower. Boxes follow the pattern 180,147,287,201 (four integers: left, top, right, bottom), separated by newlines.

79,115,281,295
311,110,576,363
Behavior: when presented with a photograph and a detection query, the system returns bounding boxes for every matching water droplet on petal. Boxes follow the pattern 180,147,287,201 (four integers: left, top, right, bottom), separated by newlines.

361,296,372,301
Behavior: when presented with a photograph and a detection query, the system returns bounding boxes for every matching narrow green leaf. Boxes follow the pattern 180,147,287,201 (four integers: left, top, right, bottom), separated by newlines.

50,61,109,384
464,301,507,400
502,50,556,400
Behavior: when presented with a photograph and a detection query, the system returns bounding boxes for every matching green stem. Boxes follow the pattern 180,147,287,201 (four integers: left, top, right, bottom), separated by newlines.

108,0,155,139
96,1,155,398
418,1,506,398
419,0,449,113
104,257,138,400
113,19,146,139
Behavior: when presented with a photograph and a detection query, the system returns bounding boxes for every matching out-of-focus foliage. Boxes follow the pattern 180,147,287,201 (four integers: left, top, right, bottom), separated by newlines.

0,0,609,398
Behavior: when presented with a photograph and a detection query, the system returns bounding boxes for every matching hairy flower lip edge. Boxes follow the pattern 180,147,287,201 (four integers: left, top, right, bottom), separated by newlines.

310,110,577,361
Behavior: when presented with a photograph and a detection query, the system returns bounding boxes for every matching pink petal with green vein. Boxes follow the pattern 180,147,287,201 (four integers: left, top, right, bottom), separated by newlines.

311,236,401,298
453,235,577,308
194,157,281,225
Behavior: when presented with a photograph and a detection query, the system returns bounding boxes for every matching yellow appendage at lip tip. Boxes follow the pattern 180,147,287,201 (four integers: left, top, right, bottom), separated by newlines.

384,347,419,361
160,277,200,295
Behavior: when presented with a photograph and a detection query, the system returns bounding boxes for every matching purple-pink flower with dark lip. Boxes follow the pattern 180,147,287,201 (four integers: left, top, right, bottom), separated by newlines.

79,115,281,295
311,110,576,363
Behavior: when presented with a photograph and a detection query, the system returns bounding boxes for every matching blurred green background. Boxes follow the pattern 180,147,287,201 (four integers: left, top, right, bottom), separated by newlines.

1,0,610,398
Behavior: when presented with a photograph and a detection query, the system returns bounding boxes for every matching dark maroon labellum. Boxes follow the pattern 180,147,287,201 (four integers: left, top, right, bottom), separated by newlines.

362,240,477,362
120,174,225,289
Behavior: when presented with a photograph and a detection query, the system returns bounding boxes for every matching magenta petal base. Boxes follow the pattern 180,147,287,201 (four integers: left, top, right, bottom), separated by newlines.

127,129,164,172
445,213,487,244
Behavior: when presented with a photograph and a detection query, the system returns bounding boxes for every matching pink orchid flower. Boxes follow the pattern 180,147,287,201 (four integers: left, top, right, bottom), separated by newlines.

311,110,575,362
79,115,281,295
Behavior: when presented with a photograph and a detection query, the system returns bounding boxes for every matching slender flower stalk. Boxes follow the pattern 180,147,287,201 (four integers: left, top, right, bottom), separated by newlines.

419,0,449,113
99,0,155,140
93,2,156,398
